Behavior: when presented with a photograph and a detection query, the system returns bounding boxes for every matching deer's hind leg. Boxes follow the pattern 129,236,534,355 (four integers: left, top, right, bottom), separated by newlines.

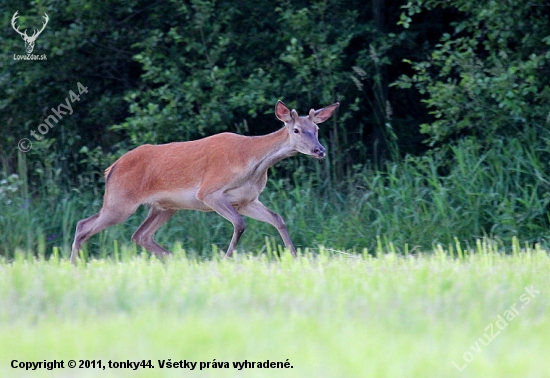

71,202,138,264
131,207,176,258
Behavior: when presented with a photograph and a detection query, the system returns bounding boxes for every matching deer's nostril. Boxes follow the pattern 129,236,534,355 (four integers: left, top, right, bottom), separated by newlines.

313,146,326,157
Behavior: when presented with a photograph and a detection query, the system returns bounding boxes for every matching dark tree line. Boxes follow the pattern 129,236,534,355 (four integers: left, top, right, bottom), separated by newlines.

1,0,549,192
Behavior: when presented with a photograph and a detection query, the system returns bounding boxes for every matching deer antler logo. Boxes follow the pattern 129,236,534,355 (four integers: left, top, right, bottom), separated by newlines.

11,11,49,54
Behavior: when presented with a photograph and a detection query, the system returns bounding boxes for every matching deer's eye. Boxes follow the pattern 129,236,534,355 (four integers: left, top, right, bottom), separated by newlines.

293,128,300,134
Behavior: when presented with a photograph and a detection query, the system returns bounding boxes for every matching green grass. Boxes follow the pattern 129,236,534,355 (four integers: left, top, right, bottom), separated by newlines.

1,241,549,377
2,136,549,259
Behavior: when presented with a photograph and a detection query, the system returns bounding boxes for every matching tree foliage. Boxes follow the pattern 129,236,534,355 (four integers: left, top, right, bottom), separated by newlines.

396,0,550,146
1,0,549,190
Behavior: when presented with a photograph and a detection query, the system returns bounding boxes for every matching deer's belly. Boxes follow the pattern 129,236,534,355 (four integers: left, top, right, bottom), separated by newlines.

143,182,263,212
145,189,212,211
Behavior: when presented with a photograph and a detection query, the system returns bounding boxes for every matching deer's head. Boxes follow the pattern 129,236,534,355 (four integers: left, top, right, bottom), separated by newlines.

11,11,49,54
275,100,339,159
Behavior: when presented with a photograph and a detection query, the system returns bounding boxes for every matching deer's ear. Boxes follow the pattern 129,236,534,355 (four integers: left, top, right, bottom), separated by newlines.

275,100,292,123
291,109,300,122
310,102,340,124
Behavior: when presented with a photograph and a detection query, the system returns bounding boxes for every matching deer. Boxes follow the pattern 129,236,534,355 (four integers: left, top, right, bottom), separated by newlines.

70,100,339,264
11,11,49,54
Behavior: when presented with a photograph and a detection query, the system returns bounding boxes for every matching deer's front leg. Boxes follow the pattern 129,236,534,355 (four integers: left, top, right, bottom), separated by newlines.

200,193,245,257
239,199,297,257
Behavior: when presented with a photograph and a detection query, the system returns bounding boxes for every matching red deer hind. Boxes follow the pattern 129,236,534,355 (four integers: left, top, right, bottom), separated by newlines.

70,100,339,263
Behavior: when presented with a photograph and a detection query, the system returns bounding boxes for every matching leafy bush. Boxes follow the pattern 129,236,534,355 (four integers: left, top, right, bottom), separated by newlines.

396,0,550,146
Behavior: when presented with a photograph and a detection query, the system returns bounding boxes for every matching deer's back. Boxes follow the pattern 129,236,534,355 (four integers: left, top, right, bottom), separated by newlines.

104,133,266,210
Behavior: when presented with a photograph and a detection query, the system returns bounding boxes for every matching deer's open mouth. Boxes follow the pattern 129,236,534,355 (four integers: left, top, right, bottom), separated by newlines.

313,152,326,160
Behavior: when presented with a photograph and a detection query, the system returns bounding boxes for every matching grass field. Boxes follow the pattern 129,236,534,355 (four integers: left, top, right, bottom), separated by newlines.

0,240,548,377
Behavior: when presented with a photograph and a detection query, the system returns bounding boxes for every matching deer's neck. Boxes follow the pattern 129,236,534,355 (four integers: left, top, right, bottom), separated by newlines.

249,127,295,174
